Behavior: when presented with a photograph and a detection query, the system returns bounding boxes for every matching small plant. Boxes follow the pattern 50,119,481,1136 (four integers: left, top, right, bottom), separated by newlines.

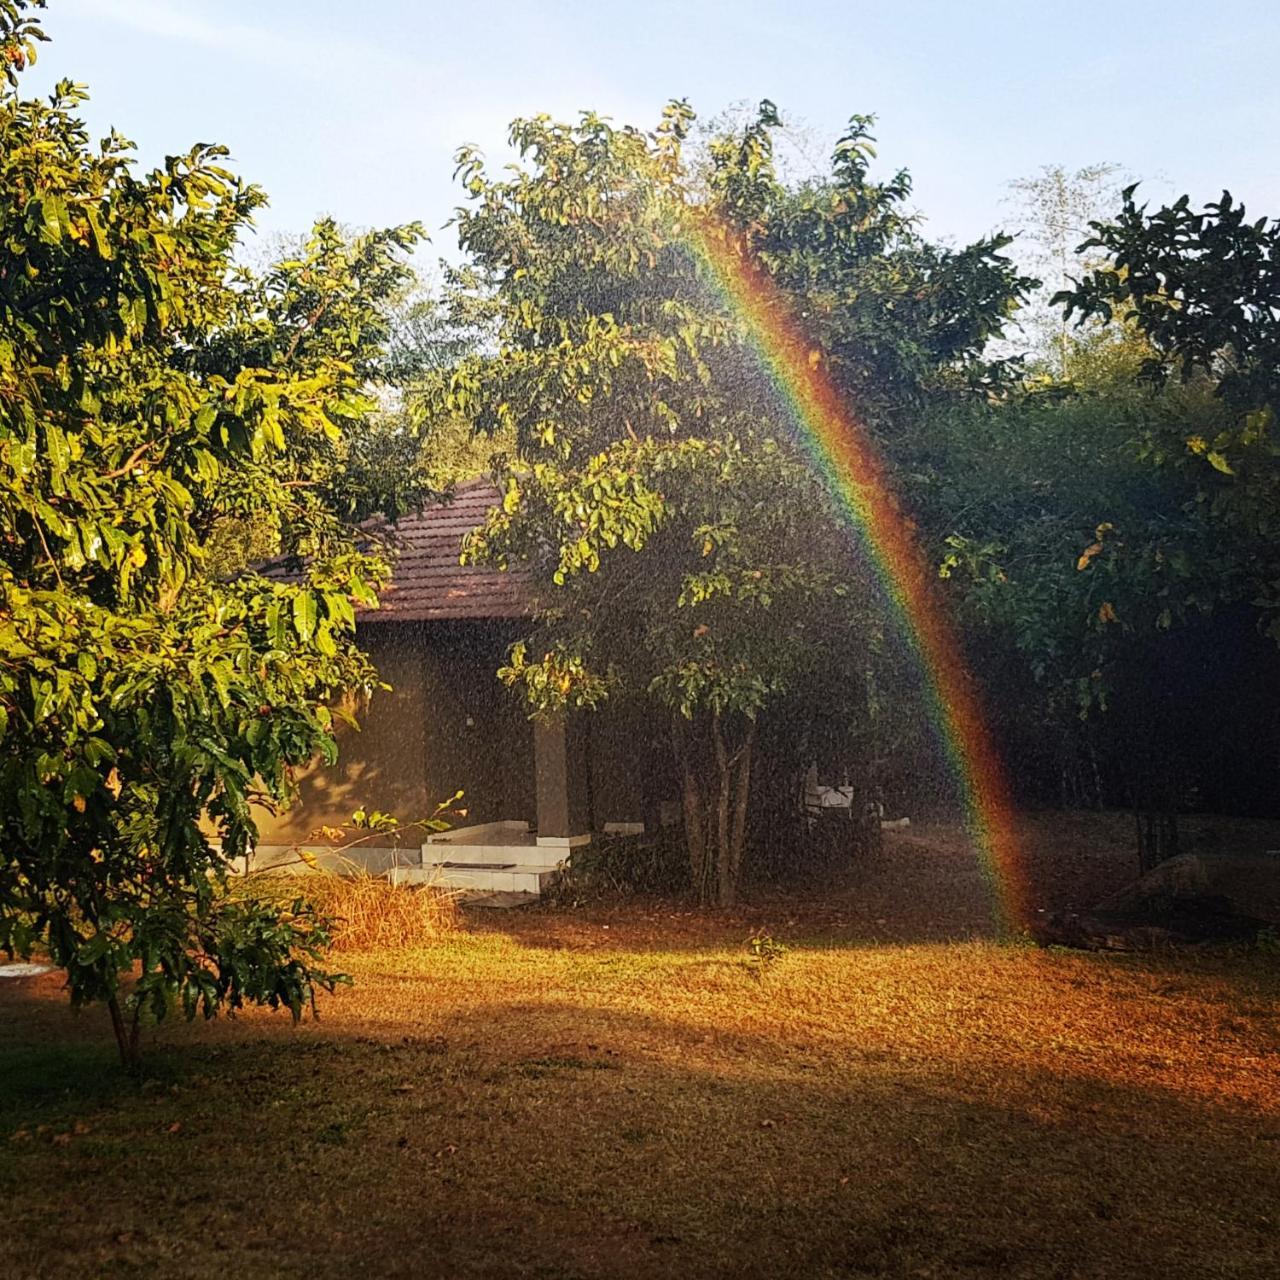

746,931,789,977
246,870,459,953
238,796,465,954
1255,926,1280,960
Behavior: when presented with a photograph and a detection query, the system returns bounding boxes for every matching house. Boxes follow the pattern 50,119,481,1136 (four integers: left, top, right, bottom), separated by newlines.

251,480,667,895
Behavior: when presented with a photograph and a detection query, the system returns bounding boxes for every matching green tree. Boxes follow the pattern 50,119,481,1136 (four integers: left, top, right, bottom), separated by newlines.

1058,186,1280,605
1036,184,1280,861
1051,188,1280,660
431,102,1029,904
0,2,421,1067
472,436,870,905
202,217,429,578
924,385,1236,838
916,184,1280,868
374,271,515,493
1059,186,1280,411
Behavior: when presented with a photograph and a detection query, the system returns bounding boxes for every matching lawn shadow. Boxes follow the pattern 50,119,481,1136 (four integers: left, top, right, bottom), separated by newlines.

2,979,1278,1280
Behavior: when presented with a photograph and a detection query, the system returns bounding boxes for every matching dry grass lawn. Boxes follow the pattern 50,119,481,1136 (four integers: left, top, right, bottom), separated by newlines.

2,813,1278,1279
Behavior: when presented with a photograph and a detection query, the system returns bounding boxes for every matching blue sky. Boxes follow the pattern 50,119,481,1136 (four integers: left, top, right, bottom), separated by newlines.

24,0,1279,260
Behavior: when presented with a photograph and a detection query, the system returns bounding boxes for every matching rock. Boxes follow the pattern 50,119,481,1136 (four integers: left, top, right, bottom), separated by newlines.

1199,853,1280,926
1035,893,1269,951
1095,853,1209,914
1033,848,1280,952
0,962,54,980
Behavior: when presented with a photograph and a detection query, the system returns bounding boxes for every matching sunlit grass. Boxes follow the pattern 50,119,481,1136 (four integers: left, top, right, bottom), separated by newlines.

248,868,462,953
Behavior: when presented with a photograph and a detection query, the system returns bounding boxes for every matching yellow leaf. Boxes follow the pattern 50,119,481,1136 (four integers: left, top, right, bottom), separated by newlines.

1206,451,1234,475
1076,542,1103,571
72,794,86,813
1098,601,1117,624
807,349,822,370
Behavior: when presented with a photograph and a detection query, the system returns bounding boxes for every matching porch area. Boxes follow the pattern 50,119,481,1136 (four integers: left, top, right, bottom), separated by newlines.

390,712,597,899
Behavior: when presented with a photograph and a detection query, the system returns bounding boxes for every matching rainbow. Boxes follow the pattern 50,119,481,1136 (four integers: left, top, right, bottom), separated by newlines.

687,219,1028,934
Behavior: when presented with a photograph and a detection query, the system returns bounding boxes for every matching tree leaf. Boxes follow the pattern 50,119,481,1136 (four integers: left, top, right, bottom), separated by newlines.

292,591,318,643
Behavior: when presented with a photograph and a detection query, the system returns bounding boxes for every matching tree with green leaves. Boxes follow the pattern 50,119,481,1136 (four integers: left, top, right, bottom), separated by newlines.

1058,188,1280,617
472,435,873,905
201,217,430,578
0,0,424,1067
916,183,1280,868
1042,185,1280,861
427,101,1030,904
924,384,1236,835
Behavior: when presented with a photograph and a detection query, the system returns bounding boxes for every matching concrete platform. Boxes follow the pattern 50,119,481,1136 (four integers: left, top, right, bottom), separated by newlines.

422,821,574,871
391,862,560,894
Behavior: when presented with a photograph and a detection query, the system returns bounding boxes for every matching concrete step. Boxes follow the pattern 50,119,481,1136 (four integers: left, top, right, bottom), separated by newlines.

391,864,560,895
421,842,569,869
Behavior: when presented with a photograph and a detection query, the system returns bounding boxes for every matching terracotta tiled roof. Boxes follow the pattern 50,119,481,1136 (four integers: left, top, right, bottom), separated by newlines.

361,480,529,623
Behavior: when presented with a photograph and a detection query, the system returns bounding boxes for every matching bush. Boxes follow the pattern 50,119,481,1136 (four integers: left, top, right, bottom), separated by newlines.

548,831,689,904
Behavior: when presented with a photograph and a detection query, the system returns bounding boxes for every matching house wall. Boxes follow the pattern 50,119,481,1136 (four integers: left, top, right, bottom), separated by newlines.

253,621,535,851
250,618,681,862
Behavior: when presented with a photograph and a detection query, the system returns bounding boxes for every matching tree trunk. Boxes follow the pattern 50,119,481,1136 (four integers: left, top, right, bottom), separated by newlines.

713,713,734,907
1126,745,1181,875
728,726,754,893
1087,739,1105,811
674,717,710,903
683,764,710,903
675,711,752,911
107,994,141,1074
675,713,757,908
1135,807,1180,875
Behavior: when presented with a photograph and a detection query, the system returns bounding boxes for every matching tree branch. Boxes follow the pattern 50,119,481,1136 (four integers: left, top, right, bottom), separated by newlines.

100,442,155,481
28,502,64,589
282,299,331,367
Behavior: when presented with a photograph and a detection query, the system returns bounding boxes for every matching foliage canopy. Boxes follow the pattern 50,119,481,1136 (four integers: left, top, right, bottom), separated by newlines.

426,101,1031,903
0,1,424,1065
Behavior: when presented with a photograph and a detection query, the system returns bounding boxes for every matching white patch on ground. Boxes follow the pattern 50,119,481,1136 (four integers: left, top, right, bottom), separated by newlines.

0,962,54,979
